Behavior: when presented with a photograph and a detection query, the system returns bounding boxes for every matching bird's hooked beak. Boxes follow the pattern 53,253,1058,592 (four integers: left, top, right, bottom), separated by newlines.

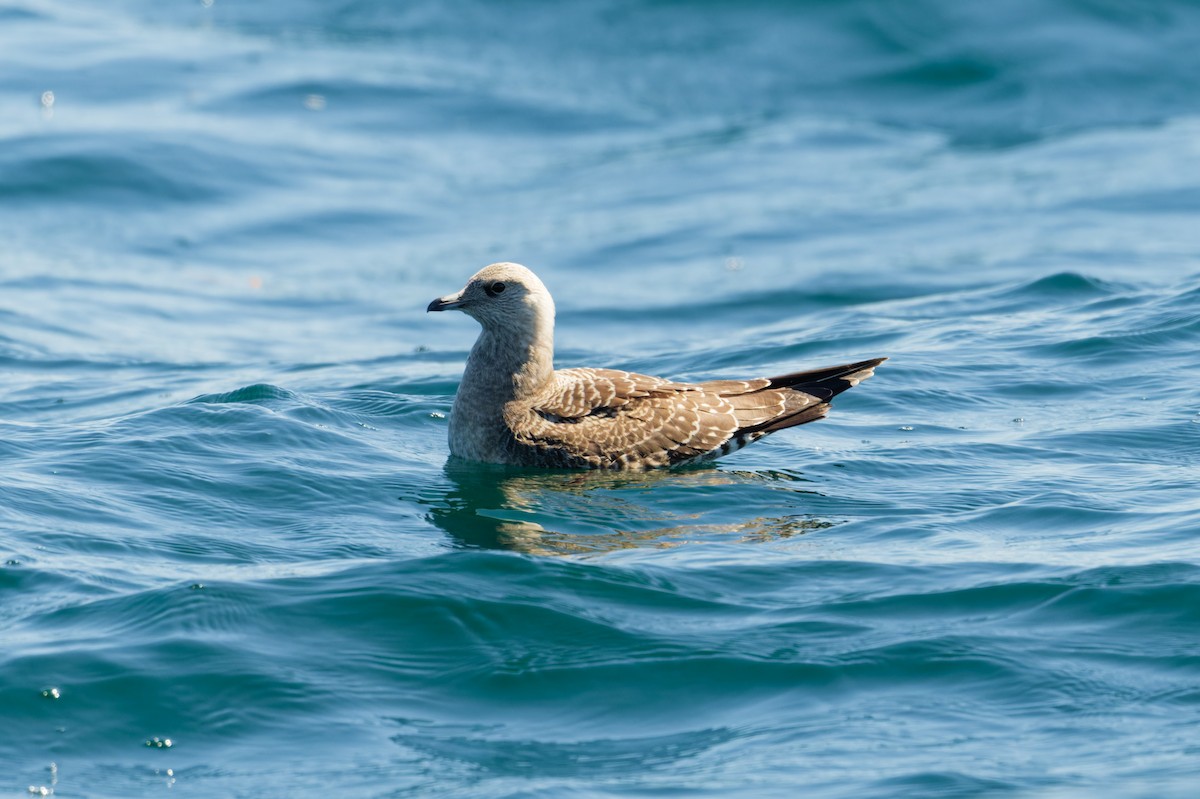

427,291,466,312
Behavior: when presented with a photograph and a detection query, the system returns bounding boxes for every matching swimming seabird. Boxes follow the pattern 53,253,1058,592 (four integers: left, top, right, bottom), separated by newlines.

427,262,885,469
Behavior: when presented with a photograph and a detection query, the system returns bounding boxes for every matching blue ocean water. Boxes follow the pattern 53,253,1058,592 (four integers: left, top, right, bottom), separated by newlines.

3,1,1200,796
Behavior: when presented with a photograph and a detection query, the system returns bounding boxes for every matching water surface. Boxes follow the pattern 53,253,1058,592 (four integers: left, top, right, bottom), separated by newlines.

2,1,1200,797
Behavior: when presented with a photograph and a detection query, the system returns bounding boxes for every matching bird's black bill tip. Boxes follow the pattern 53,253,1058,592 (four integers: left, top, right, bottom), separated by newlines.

427,297,459,312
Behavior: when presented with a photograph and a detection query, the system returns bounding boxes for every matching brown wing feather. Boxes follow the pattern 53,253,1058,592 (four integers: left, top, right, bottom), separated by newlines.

510,369,738,468
506,358,886,470
538,368,682,417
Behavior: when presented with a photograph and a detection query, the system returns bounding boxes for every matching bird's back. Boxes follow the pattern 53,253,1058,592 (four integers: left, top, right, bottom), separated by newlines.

500,358,885,470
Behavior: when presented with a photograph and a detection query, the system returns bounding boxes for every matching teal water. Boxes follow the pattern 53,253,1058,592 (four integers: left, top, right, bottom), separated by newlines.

3,1,1200,797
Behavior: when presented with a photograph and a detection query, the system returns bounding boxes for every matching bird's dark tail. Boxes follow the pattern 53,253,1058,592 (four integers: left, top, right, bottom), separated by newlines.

766,357,887,401
743,357,886,435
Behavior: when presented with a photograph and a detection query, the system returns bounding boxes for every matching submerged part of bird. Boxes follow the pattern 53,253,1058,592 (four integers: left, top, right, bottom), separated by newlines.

427,262,885,470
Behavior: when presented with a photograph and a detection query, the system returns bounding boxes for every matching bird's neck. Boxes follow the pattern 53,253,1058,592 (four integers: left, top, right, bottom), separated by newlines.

462,317,555,403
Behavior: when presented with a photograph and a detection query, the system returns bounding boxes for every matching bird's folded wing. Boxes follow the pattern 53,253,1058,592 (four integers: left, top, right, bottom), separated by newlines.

511,368,739,467
536,368,688,416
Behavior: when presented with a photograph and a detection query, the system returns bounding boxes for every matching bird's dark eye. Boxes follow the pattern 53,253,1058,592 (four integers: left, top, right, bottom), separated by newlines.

485,281,506,297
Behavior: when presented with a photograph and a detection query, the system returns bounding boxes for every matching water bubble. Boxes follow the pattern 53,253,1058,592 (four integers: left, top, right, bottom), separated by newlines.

1012,417,1024,424
304,94,326,111
41,688,61,700
724,257,744,272
899,425,913,431
40,91,55,108
145,737,174,748
430,411,446,419
189,583,204,590
26,787,51,796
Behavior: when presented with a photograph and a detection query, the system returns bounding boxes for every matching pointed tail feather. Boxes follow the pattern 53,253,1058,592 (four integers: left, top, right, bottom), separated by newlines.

736,357,886,436
766,357,887,401
754,402,831,434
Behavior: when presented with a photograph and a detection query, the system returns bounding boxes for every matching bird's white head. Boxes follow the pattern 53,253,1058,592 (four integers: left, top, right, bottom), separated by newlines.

427,262,555,334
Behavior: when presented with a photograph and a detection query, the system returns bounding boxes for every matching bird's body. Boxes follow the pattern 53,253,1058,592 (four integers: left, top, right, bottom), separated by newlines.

428,263,884,470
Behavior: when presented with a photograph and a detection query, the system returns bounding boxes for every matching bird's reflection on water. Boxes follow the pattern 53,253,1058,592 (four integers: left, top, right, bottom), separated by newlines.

422,460,837,555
